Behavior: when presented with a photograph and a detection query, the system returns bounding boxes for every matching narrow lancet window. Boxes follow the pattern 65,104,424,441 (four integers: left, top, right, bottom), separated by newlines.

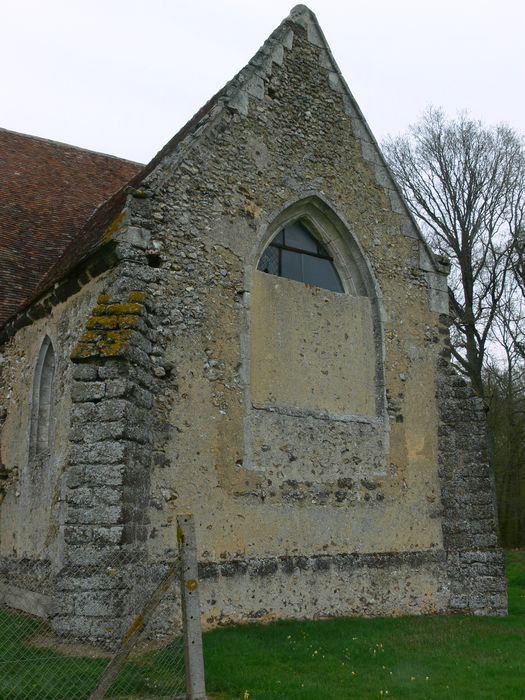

30,337,56,459
258,221,344,293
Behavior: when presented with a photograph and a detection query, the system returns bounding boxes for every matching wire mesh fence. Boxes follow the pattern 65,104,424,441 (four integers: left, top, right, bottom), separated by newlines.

0,515,205,700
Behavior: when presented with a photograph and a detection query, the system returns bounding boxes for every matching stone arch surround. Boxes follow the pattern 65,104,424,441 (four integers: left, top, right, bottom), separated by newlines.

245,193,387,424
29,335,56,460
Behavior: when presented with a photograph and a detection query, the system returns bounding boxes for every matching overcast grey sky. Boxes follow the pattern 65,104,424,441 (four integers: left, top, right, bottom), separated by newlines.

2,0,524,164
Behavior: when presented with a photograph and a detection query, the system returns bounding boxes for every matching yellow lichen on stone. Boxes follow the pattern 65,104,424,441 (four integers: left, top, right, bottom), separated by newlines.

92,304,109,316
71,327,133,360
118,315,141,329
71,291,147,361
86,314,140,330
86,316,120,330
97,330,133,356
71,342,95,360
106,303,145,315
127,291,147,303
81,330,103,343
101,211,126,244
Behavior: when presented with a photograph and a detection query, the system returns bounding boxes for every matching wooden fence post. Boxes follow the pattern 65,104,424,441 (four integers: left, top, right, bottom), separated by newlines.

177,513,207,700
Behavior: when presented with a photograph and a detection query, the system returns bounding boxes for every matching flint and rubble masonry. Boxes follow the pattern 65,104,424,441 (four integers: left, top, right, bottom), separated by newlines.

0,5,505,643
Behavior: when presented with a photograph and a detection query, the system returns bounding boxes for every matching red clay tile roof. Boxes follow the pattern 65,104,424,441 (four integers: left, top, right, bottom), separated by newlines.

35,89,224,303
0,128,142,328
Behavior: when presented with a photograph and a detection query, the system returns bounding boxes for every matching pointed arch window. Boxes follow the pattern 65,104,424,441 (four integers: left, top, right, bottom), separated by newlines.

258,221,344,293
29,337,56,459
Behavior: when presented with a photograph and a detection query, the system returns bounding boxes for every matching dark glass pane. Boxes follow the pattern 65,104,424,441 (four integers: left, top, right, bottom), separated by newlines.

272,230,284,246
258,222,344,292
284,222,318,253
258,246,279,275
281,249,303,283
315,240,332,259
302,255,344,292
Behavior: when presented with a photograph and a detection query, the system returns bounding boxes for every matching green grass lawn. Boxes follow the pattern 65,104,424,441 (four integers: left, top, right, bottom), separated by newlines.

204,550,525,699
1,551,524,699
0,611,185,699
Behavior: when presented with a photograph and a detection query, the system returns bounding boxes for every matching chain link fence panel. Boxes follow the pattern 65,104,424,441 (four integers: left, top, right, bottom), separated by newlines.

0,515,205,699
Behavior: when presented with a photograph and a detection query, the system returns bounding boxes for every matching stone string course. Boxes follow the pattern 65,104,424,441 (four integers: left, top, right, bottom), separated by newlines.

196,550,450,625
198,549,446,580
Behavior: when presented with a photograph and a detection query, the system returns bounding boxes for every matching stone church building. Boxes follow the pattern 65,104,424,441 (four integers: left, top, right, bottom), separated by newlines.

0,6,506,643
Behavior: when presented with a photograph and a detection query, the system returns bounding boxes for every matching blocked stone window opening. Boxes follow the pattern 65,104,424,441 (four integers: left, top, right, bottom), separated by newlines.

29,337,56,458
251,196,388,421
258,221,344,293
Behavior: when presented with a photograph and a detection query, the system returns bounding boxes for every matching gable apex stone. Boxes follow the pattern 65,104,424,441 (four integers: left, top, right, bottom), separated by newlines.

289,5,325,47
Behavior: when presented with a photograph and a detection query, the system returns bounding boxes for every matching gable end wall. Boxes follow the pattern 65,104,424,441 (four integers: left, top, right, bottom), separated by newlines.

0,6,506,641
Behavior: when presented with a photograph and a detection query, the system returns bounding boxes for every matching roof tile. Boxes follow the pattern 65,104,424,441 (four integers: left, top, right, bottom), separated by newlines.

0,129,142,328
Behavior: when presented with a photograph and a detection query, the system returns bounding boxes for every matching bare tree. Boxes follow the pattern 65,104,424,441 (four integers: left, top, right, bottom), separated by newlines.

514,229,525,292
485,327,525,545
507,228,525,360
383,108,525,397
494,275,525,362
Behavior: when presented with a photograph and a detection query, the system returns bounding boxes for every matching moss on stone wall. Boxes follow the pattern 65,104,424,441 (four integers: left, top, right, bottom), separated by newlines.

101,211,126,245
71,292,146,360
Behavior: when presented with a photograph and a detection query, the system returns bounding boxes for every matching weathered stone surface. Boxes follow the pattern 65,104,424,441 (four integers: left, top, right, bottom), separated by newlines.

0,582,56,618
436,317,506,615
0,5,505,646
71,381,106,403
196,550,449,627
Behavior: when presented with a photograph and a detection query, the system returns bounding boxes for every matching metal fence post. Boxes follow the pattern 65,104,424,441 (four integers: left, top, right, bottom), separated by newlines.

177,513,207,700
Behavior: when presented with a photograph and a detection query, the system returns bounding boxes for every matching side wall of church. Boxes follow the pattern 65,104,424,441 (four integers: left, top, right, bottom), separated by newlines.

0,274,108,613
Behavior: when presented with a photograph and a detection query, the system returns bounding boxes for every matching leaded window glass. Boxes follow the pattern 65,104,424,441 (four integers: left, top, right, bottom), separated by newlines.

258,222,344,293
